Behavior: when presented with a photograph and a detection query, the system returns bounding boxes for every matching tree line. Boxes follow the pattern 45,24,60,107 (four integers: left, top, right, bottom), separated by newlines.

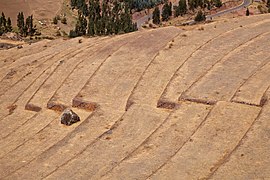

69,0,138,37
152,1,172,24
17,12,36,36
129,0,164,11
0,12,12,36
71,0,165,12
0,12,36,37
152,0,222,24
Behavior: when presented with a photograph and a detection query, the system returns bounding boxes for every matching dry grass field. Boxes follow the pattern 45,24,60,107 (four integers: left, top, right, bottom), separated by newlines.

0,0,63,23
0,13,270,179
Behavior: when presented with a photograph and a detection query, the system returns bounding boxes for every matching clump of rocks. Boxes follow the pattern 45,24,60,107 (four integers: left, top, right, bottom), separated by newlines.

61,109,80,126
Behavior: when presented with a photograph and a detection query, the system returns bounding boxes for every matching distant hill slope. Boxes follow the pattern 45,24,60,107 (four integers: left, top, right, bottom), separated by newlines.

0,0,63,24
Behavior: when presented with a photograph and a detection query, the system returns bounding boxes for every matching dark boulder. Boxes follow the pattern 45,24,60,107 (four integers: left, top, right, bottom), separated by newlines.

61,109,80,126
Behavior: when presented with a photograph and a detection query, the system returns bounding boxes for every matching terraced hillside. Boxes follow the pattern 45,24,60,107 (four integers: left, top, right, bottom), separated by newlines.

1,14,270,179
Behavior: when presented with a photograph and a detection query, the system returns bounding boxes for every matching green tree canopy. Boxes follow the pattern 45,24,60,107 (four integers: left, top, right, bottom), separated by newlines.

194,9,206,21
153,6,161,24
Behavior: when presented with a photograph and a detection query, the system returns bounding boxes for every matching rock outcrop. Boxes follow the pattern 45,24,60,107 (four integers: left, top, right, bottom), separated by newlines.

60,109,80,126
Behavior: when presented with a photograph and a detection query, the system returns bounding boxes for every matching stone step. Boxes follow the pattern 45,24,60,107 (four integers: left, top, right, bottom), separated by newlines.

0,39,52,68
159,19,270,108
47,32,142,111
73,27,181,112
0,38,69,85
0,108,90,179
183,32,270,104
45,104,170,179
149,101,261,179
25,37,107,112
102,102,211,180
6,108,124,179
232,61,270,106
0,110,59,159
211,92,270,179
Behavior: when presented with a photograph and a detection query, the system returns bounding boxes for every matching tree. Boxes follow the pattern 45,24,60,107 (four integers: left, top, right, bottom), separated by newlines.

153,7,161,24
17,12,36,36
77,0,84,9
88,16,95,36
0,13,4,35
194,10,206,21
25,15,35,36
69,29,78,37
188,0,204,10
71,0,77,9
6,17,12,32
214,0,222,8
175,0,187,17
169,2,173,16
0,12,12,34
75,12,87,35
17,12,25,34
82,3,89,16
71,0,137,38
1,12,6,29
162,2,171,21
246,8,250,16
